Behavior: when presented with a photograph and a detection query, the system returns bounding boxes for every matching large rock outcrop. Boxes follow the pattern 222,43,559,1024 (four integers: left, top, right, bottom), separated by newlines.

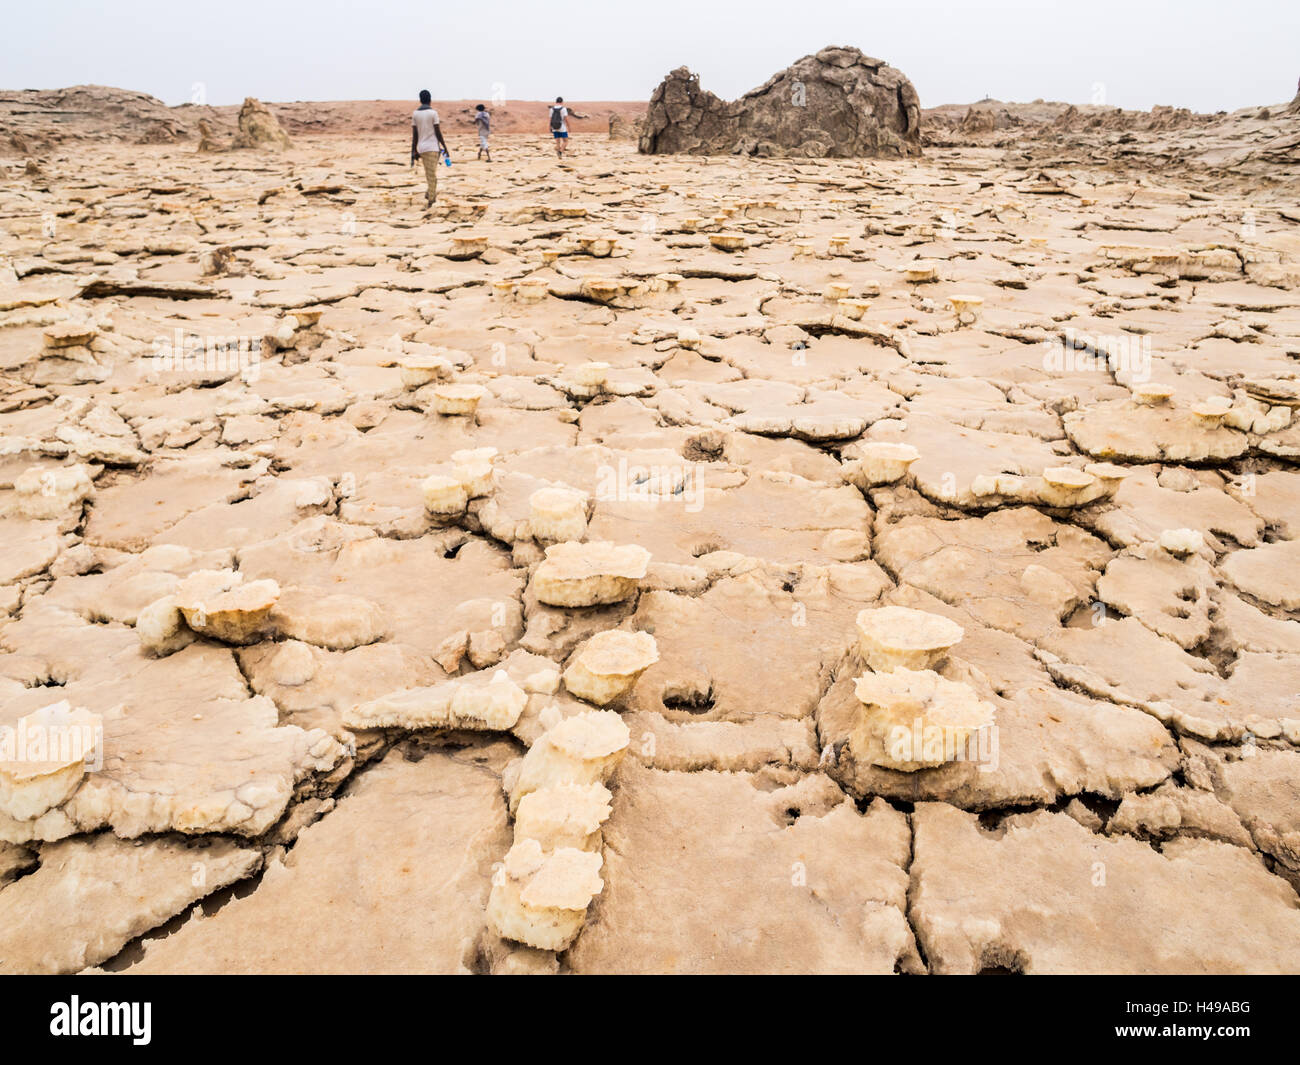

608,113,643,141
639,46,921,158
0,86,193,150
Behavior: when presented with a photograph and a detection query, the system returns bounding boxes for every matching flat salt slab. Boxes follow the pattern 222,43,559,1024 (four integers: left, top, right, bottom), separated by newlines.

1221,540,1300,611
43,321,99,348
1065,401,1247,464
345,668,527,731
0,834,261,974
0,611,345,844
129,746,512,973
566,763,918,974
272,589,386,650
911,803,1300,974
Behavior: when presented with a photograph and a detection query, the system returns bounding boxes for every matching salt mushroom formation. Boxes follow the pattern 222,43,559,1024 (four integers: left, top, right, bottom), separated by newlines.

398,352,453,390
965,466,1119,510
486,838,606,951
855,606,965,673
851,669,996,772
523,668,561,696
508,709,630,813
528,486,589,544
269,315,299,350
431,383,487,416
1083,462,1130,494
531,541,652,607
489,710,629,950
422,474,469,518
1132,383,1174,406
575,234,617,257
1158,528,1205,557
1038,466,1098,508
709,232,746,252
572,362,609,389
517,277,549,302
846,442,920,487
948,294,984,325
136,594,195,656
171,569,280,645
270,641,317,687
451,447,498,497
581,279,632,304
562,630,661,705
449,234,487,259
1191,397,1233,426
43,321,98,348
513,782,613,852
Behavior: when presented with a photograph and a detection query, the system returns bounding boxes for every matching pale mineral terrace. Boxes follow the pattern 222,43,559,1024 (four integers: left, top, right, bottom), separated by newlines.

1,130,1298,974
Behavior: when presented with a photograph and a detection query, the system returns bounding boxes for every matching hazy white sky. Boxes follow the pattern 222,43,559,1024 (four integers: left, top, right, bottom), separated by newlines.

5,0,1297,112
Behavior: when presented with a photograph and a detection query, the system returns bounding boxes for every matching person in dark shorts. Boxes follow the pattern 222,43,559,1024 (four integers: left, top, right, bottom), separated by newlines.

548,97,590,159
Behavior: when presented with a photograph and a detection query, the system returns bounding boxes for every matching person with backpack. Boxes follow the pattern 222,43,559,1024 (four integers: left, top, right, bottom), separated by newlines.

475,104,491,162
409,89,450,206
548,97,590,159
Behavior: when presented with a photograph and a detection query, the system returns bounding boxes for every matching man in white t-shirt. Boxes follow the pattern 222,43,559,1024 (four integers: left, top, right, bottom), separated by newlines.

548,97,590,160
409,89,449,206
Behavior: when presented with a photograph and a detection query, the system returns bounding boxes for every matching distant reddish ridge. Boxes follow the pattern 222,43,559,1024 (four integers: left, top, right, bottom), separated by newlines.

0,85,648,147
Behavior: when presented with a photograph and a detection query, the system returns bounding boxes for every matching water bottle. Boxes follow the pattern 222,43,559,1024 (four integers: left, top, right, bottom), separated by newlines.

443,152,452,168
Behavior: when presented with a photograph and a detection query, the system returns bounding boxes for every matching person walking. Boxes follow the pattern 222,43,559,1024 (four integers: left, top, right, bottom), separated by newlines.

410,89,449,206
548,97,590,160
475,104,491,162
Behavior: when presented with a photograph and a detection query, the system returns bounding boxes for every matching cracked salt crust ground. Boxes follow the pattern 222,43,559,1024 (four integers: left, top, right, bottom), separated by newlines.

0,120,1299,973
